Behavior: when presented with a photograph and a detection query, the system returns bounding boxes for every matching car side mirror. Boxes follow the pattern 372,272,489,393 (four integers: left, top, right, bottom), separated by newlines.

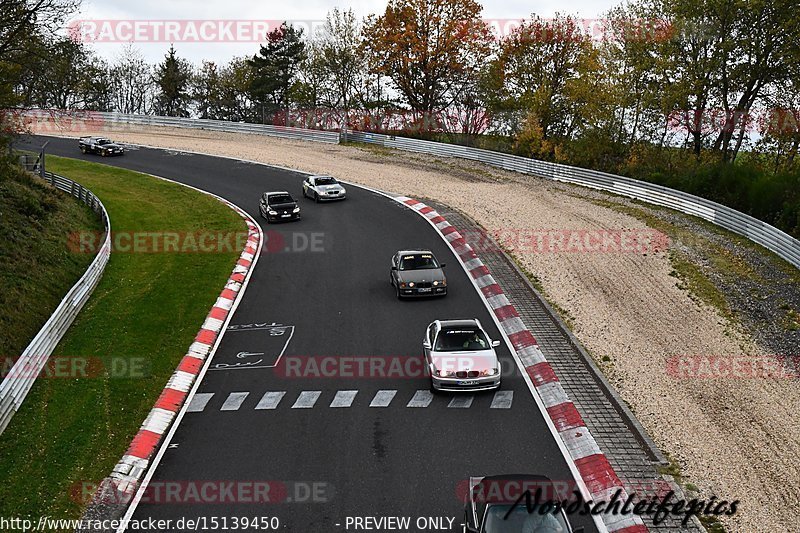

464,526,479,533
391,265,397,270
573,528,584,533
441,263,446,268
491,340,501,347
422,340,431,349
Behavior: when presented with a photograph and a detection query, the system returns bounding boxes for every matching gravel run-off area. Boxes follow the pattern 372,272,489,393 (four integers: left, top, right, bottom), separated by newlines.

31,125,800,532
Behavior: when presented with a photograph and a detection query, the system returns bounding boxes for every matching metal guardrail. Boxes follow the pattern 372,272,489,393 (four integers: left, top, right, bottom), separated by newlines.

346,131,800,269
25,109,799,268
27,110,340,144
0,164,111,435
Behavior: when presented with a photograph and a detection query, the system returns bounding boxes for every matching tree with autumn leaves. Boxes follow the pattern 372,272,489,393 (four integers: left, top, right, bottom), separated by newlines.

362,0,493,132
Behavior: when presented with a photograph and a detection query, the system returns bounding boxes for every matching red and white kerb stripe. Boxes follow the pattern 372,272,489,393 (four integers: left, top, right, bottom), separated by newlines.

397,196,647,533
109,202,261,495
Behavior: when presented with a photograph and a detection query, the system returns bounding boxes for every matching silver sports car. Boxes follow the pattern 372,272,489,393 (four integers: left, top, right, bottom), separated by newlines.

423,319,501,392
390,250,447,298
302,175,347,202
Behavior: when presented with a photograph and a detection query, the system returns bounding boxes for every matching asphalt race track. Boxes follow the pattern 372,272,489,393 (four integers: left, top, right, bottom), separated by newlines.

17,135,600,533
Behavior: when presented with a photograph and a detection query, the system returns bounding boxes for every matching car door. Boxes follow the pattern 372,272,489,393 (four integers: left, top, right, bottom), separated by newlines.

305,177,315,197
423,323,438,367
390,253,399,286
259,193,268,215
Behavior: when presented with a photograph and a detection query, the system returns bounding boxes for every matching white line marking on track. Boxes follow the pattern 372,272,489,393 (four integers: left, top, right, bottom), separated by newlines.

186,393,214,412
490,391,514,409
448,395,474,408
369,390,397,408
407,390,434,407
292,391,321,409
330,390,358,408
255,391,286,410
220,392,249,411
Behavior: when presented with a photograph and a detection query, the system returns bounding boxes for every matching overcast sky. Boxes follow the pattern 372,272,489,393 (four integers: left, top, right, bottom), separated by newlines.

71,0,620,64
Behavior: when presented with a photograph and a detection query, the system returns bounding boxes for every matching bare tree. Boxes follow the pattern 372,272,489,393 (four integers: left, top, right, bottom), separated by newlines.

110,44,155,114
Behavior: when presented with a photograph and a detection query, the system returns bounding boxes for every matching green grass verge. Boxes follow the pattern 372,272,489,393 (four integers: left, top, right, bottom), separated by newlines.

0,162,103,358
0,155,244,523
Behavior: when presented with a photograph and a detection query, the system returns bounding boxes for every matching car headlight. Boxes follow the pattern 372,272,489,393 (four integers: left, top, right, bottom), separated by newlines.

293,207,300,213
481,367,500,376
437,368,454,377
408,282,415,288
268,209,277,215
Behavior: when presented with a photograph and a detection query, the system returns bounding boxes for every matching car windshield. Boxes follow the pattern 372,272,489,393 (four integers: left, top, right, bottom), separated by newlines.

315,177,337,185
97,139,112,145
269,194,294,205
399,253,439,270
483,504,568,533
434,328,489,352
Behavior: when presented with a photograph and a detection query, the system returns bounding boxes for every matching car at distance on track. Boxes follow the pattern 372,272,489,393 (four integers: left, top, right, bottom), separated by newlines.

390,250,447,298
302,175,347,202
463,474,582,533
260,191,300,223
423,319,501,392
78,136,124,156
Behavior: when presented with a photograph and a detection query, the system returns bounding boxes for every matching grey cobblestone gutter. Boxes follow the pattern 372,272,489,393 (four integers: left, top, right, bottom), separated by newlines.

426,199,704,532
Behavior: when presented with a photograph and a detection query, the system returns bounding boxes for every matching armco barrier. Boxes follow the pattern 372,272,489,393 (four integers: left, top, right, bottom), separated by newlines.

0,169,111,435
346,130,800,270
25,109,800,269
25,109,340,144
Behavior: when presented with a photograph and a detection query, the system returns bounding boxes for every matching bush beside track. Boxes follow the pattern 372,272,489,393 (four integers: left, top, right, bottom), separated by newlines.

0,156,244,523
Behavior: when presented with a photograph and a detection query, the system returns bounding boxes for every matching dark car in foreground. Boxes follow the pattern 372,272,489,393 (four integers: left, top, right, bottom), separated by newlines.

423,319,501,392
79,136,124,156
464,474,583,533
260,191,300,223
390,250,447,298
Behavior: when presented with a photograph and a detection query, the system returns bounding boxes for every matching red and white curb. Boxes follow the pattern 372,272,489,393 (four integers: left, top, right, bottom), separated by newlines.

107,200,261,496
397,196,647,533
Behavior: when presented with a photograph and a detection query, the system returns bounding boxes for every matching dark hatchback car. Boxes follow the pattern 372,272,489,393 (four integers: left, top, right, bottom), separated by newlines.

463,474,584,533
260,191,300,223
390,250,447,298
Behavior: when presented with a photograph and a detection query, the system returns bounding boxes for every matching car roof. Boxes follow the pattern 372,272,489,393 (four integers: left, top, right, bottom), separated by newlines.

265,191,291,196
397,249,435,256
470,474,557,504
310,175,335,179
438,318,480,328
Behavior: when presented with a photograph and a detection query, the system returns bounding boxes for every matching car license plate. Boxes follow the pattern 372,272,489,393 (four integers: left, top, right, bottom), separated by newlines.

418,287,432,293
458,380,478,385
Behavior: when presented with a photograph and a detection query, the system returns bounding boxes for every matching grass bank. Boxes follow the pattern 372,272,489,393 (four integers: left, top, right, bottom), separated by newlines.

0,161,102,358
0,155,244,523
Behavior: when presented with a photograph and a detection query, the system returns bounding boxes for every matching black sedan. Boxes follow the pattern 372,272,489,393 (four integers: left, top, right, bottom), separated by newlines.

463,474,584,533
390,250,447,299
78,136,124,156
259,191,300,223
